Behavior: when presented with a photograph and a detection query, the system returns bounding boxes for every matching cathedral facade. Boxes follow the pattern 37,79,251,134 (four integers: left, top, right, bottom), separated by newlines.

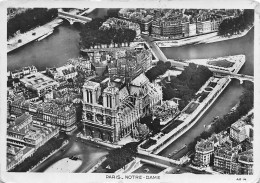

82,73,162,143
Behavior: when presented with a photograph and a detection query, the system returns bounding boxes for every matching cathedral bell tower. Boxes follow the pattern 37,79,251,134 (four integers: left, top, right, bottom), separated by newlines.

102,80,119,109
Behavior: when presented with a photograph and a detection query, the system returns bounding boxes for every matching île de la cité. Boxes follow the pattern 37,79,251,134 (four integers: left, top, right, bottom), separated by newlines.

6,8,254,175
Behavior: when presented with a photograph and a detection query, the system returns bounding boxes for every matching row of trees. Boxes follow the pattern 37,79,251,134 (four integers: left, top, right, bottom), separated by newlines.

187,81,254,151
8,8,58,39
163,63,213,110
102,142,139,172
10,136,64,172
80,18,136,49
218,9,254,37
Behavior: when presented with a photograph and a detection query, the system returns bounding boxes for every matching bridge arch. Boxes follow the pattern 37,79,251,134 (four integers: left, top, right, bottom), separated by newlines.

59,17,75,25
230,76,254,84
230,77,244,84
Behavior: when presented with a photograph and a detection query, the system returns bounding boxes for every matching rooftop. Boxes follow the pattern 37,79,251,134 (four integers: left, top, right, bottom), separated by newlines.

20,72,58,91
11,96,75,117
83,80,100,89
238,149,253,163
231,120,246,132
9,113,31,128
196,139,214,151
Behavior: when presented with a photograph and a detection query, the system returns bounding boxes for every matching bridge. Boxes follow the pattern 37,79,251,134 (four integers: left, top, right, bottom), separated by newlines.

58,11,92,25
142,36,254,84
229,74,253,84
212,69,254,84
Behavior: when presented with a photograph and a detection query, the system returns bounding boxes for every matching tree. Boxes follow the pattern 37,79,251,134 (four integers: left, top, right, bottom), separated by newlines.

218,9,254,37
102,142,139,172
8,8,58,39
151,118,161,133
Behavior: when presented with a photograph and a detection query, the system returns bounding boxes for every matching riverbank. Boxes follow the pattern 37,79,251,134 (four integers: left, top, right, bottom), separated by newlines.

7,18,63,53
184,54,245,74
29,140,69,172
155,32,217,47
196,26,254,45
139,76,231,155
155,26,253,48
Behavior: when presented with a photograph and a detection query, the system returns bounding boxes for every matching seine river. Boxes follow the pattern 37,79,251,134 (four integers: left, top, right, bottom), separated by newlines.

7,9,254,166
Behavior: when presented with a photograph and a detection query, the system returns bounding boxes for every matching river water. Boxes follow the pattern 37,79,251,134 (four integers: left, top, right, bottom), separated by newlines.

158,28,254,158
7,9,108,71
161,28,254,76
7,9,254,164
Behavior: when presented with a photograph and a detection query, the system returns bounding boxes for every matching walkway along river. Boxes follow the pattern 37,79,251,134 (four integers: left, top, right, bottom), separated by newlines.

7,9,254,168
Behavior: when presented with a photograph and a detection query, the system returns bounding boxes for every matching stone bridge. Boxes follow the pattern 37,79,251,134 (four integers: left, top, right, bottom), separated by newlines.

58,11,92,25
213,71,254,84
229,74,254,84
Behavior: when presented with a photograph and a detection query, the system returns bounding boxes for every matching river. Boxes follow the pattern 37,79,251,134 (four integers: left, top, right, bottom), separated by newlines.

158,28,254,158
160,28,254,76
7,8,108,71
7,9,254,167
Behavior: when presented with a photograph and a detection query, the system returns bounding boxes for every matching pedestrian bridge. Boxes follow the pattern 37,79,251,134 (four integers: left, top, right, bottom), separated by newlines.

58,11,92,24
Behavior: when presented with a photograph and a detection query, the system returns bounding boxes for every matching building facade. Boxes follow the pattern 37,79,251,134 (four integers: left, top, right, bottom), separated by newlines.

118,9,153,34
9,96,77,133
82,73,162,143
10,65,37,79
237,150,253,175
193,139,214,167
7,113,59,148
213,145,242,174
230,120,248,143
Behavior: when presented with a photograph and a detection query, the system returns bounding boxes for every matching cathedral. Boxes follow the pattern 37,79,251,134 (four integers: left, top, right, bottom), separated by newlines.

82,73,162,143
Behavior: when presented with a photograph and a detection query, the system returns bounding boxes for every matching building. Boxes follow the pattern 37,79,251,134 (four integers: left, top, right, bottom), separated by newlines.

152,100,179,125
7,113,59,148
151,11,191,38
10,65,37,79
152,18,183,38
6,145,34,171
9,96,77,133
230,120,248,143
108,49,152,81
193,139,214,167
118,9,154,34
82,73,162,143
238,149,253,175
20,72,59,97
213,144,253,175
189,23,197,36
100,17,141,38
88,51,113,76
46,64,78,81
213,145,241,174
196,20,212,34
